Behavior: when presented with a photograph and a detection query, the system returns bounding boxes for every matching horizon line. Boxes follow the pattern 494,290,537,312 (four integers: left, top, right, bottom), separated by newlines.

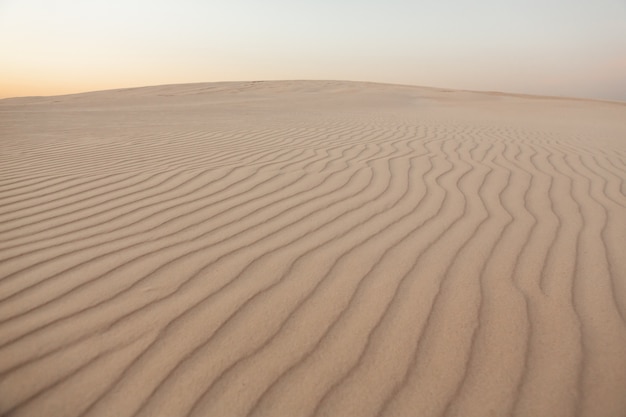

2,79,625,105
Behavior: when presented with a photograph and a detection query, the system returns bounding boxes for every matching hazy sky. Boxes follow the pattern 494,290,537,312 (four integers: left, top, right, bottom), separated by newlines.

1,0,625,100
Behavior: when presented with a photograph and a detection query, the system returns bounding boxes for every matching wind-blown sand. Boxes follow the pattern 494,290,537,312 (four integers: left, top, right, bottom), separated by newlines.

1,80,625,417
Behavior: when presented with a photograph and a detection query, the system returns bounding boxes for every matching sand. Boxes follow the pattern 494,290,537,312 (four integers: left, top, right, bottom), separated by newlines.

0,80,625,417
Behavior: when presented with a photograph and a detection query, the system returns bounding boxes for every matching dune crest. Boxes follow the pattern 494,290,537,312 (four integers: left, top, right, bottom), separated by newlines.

1,80,626,417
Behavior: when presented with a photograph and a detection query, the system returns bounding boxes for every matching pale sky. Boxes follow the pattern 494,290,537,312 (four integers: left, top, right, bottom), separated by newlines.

1,0,625,100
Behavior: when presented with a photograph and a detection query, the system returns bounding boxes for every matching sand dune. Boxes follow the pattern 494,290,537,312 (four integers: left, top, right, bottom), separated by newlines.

1,80,626,417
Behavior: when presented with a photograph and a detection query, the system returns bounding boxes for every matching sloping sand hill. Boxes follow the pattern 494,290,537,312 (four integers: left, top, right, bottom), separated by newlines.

1,80,625,417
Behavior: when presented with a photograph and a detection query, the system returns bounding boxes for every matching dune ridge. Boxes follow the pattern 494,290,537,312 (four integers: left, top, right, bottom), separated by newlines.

1,80,626,417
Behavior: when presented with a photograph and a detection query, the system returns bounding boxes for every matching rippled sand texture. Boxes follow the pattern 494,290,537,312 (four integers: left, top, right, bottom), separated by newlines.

1,81,626,417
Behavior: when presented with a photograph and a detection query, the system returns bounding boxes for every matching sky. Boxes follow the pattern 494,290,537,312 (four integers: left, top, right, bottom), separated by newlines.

1,0,625,100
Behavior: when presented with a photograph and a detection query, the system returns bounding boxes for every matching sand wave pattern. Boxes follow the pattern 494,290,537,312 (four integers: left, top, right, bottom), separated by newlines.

1,81,626,417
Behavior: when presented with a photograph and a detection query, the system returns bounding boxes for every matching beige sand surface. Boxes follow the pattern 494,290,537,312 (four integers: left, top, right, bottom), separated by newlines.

1,80,625,417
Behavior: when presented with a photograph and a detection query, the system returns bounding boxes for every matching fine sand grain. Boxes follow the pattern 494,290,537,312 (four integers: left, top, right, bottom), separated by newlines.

1,80,625,417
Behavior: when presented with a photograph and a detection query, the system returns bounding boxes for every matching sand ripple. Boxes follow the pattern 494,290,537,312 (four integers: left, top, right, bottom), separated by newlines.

1,81,626,417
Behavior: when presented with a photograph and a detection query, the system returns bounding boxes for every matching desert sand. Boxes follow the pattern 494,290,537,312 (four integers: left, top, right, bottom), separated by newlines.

1,80,625,417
